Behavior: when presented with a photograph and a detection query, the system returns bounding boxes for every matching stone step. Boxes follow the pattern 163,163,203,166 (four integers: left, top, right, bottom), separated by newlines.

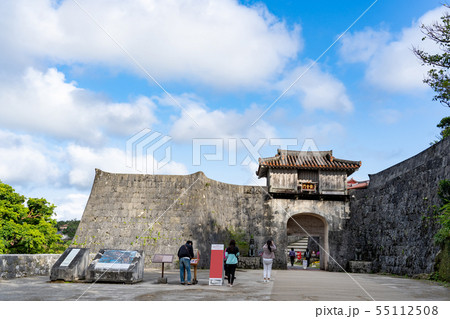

286,237,309,252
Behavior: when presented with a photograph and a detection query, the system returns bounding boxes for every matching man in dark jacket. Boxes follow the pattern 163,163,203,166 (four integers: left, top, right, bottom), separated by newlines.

178,240,194,285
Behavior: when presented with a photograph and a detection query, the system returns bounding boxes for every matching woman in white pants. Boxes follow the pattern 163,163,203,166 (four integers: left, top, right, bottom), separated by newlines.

262,240,276,282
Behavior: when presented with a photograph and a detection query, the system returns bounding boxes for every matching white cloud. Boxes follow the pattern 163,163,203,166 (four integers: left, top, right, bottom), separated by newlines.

0,67,157,143
339,6,447,92
0,130,61,186
54,193,89,220
67,144,188,189
296,122,346,147
244,161,266,186
339,28,391,63
277,65,353,112
0,0,300,89
372,108,403,125
160,94,277,142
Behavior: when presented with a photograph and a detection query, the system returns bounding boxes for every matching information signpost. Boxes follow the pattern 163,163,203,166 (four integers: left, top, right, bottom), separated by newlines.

189,249,200,284
152,254,174,284
209,244,224,286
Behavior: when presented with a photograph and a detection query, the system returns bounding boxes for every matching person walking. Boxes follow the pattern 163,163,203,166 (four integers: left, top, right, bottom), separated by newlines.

177,240,194,285
225,239,240,287
305,247,311,267
288,248,295,267
262,239,276,282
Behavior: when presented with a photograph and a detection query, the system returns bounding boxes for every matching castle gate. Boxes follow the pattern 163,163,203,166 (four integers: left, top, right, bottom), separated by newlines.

286,213,328,270
257,149,361,270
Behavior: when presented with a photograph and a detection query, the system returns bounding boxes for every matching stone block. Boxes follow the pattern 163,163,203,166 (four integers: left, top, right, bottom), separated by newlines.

238,257,261,269
50,248,90,281
349,261,373,273
86,249,144,284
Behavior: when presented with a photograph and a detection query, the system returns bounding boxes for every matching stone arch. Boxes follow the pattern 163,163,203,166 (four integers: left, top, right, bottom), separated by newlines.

286,213,329,270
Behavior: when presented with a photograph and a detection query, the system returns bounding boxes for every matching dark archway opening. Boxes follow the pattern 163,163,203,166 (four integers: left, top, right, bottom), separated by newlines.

286,213,329,270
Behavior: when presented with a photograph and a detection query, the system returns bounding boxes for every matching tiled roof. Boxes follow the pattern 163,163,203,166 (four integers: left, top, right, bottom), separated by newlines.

256,149,361,178
347,178,369,189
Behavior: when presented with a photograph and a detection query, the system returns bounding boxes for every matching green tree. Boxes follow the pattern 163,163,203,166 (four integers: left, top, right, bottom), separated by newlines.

437,116,450,140
0,180,66,254
413,6,450,140
57,219,80,239
435,180,450,245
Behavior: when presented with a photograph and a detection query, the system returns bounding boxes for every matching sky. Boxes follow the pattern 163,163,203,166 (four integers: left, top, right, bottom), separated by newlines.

0,0,449,221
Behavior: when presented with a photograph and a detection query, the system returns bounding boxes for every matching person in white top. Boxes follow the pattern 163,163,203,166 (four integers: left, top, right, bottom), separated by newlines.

261,240,276,282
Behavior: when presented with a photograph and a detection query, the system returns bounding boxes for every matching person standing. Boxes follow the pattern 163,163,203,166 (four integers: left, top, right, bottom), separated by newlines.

177,240,194,285
262,240,276,282
225,239,240,287
305,248,311,267
288,248,295,267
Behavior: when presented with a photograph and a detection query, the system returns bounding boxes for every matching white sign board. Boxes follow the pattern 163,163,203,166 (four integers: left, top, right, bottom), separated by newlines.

60,249,80,267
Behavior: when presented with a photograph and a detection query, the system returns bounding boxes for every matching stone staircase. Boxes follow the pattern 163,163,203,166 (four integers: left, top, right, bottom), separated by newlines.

286,237,309,253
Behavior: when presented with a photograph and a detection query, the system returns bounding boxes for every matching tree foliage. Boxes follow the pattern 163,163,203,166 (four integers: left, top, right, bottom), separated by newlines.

435,180,450,245
414,6,450,140
0,180,66,254
437,116,450,139
56,219,80,239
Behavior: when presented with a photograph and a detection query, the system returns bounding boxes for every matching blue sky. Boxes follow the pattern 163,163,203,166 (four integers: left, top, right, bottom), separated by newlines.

0,0,448,220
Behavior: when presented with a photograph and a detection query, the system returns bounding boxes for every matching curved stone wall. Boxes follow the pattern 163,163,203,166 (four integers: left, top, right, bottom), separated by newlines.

74,170,267,268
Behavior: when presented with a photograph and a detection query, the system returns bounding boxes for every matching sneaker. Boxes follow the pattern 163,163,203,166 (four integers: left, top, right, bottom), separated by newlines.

187,282,192,285
181,282,185,285
263,279,267,283
230,284,233,287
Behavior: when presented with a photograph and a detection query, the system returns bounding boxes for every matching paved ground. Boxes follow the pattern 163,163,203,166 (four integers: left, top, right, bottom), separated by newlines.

0,268,448,301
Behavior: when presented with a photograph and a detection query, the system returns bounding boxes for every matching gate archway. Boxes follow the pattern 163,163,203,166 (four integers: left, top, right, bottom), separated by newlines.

287,213,329,270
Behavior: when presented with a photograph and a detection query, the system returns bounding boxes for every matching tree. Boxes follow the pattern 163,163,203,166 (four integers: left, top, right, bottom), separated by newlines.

437,116,450,139
435,180,450,245
57,219,80,239
0,180,66,254
414,5,450,140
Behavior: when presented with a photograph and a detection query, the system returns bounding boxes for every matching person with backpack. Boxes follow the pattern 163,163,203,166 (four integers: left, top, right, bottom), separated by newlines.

177,240,194,285
225,239,240,287
288,248,295,267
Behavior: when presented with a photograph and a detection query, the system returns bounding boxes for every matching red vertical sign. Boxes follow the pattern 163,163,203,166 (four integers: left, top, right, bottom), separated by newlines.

209,244,224,285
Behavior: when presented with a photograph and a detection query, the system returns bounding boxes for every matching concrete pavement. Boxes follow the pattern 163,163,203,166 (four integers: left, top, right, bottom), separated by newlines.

0,268,448,301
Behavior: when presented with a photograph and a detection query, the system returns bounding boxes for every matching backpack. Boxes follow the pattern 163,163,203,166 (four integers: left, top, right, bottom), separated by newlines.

177,244,189,258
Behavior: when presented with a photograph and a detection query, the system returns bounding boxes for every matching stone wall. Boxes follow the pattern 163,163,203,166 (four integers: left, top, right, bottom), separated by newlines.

238,257,261,269
74,138,449,276
333,138,450,275
0,254,60,279
74,170,269,269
